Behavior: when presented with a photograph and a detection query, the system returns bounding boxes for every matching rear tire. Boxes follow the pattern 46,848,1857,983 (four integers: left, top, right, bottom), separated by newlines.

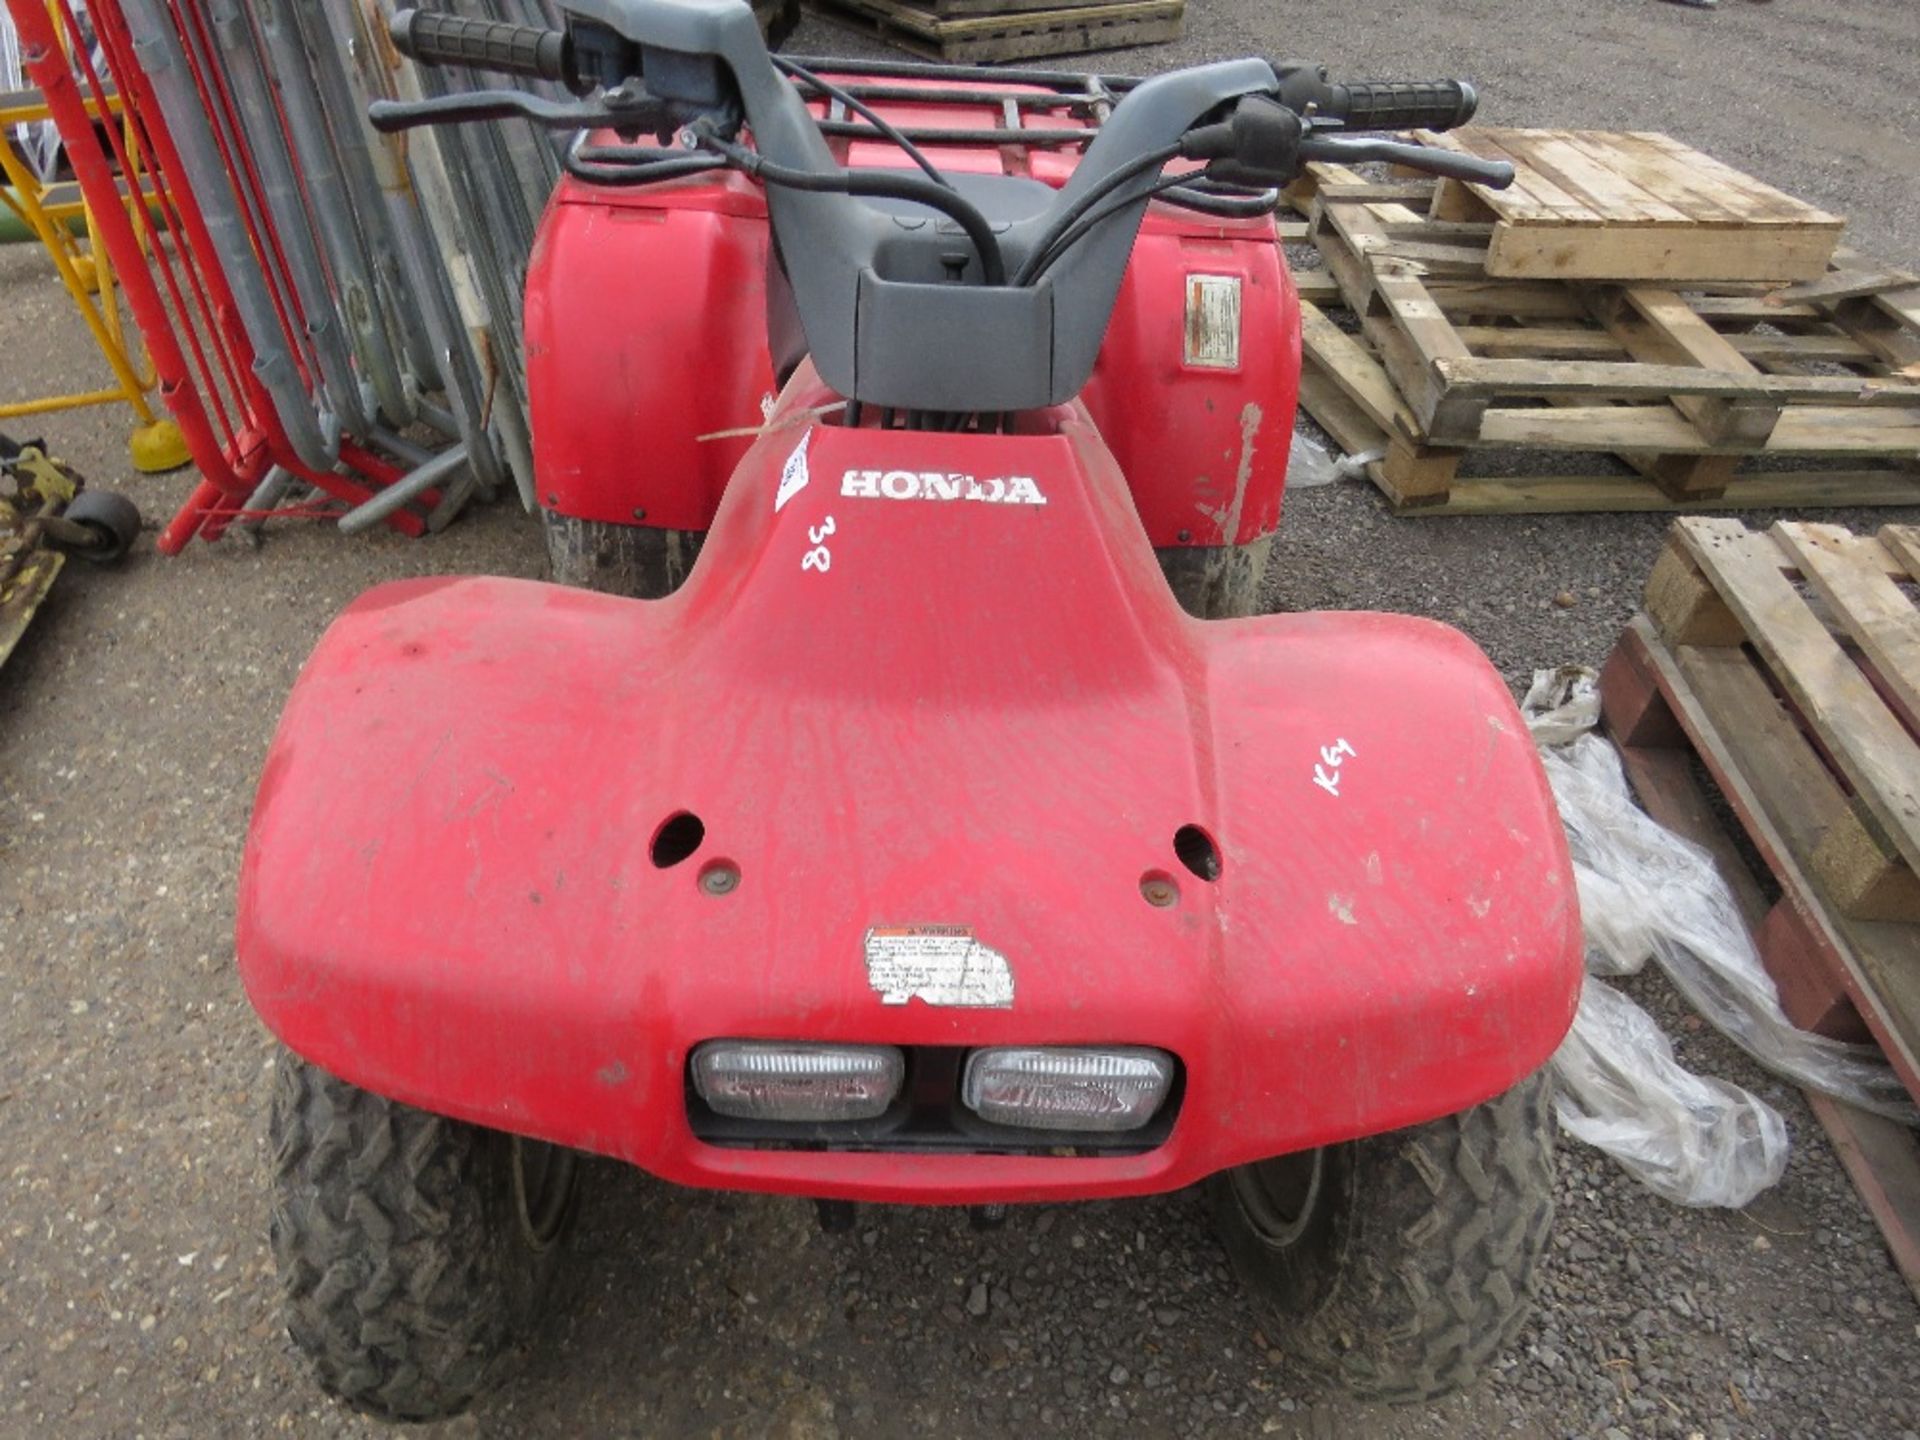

268,1050,579,1421
1156,536,1273,619
542,511,703,597
1210,1070,1555,1403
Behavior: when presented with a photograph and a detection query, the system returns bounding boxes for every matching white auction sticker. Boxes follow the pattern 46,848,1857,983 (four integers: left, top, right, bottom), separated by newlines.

864,925,1015,1008
774,428,812,512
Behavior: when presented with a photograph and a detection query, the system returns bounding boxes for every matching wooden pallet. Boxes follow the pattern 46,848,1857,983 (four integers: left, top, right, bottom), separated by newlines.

808,0,1181,61
1597,517,1920,1300
1410,128,1843,282
1285,161,1920,513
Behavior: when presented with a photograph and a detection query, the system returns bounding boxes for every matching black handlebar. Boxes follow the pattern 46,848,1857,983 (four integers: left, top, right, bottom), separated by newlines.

389,9,575,87
1318,79,1478,133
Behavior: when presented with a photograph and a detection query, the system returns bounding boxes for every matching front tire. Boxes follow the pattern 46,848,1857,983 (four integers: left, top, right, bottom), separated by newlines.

268,1051,580,1421
1211,1071,1555,1403
542,511,703,597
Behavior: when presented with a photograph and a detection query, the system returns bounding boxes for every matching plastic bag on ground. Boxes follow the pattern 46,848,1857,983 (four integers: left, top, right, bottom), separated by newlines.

1557,977,1786,1207
1285,430,1382,489
1522,667,1915,1207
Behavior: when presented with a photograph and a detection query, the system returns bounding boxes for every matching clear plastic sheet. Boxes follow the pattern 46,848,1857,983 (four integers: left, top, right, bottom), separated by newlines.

1285,430,1383,489
1557,977,1787,1208
1522,667,1916,1207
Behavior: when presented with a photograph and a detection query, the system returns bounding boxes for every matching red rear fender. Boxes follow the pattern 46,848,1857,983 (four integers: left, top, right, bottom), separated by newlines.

238,373,1580,1203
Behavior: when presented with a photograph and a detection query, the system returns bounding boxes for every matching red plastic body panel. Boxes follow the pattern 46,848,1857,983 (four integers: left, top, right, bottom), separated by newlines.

239,368,1582,1205
524,171,777,531
526,80,1299,547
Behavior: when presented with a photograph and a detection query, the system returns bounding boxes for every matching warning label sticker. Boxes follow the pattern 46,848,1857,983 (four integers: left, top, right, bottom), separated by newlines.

863,925,1015,1008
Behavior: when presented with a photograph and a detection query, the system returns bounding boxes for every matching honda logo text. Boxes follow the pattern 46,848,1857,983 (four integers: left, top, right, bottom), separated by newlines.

840,469,1048,505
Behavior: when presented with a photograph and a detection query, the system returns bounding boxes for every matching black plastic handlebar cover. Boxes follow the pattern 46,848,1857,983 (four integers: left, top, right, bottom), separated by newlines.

1320,79,1478,133
388,9,572,85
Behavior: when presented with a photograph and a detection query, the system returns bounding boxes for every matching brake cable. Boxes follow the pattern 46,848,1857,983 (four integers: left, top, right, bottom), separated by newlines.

1009,143,1181,287
693,127,1007,287
772,57,955,192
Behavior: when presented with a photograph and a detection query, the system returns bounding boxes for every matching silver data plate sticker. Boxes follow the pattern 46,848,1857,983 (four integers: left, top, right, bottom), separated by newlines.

1184,273,1242,370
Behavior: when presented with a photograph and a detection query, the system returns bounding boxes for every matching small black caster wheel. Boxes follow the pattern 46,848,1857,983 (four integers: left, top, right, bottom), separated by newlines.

64,488,142,564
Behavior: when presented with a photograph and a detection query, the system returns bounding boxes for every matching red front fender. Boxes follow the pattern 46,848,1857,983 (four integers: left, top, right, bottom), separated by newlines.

238,372,1580,1204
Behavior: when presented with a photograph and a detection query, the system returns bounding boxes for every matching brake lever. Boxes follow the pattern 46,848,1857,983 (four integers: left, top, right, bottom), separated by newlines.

367,81,668,136
1297,134,1515,189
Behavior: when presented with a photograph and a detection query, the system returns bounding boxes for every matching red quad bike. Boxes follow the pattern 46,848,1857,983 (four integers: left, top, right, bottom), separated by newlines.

238,0,1583,1420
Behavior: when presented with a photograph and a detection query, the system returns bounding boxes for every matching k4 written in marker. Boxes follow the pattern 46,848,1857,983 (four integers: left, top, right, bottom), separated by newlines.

1313,738,1356,797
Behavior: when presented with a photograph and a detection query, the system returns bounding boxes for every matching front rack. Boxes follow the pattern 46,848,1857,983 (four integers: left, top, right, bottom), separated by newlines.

564,54,1275,221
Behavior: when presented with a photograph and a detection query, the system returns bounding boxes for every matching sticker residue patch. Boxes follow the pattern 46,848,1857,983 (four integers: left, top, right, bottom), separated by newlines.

774,428,812,512
864,925,1014,1008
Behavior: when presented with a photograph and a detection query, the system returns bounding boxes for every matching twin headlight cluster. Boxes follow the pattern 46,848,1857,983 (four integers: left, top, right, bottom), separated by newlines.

690,1040,1176,1133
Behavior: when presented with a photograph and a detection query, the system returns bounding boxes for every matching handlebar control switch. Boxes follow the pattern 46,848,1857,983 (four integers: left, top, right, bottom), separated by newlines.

1183,96,1303,188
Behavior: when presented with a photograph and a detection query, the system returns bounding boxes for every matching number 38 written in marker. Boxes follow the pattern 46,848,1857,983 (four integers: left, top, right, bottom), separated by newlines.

1313,738,1356,797
801,515,836,573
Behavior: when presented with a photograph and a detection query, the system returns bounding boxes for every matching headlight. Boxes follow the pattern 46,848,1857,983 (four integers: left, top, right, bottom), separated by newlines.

691,1041,905,1122
961,1047,1175,1132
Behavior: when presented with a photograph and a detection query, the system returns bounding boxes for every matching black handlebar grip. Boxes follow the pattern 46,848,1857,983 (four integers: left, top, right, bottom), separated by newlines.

388,9,571,84
1323,80,1479,133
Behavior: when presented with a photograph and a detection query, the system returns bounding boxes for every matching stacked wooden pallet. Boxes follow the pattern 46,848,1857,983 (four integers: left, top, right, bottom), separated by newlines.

1600,517,1920,1300
807,0,1182,62
1287,129,1920,515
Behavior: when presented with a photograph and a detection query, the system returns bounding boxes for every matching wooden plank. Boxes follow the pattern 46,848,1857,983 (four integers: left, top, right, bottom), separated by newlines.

1432,355,1915,408
1455,325,1625,360
1674,518,1920,882
1297,301,1413,438
1594,286,1781,450
1416,129,1594,223
1646,541,1745,645
1485,223,1842,284
1772,521,1920,726
1806,1094,1920,1307
1415,280,1584,319
927,0,1151,15
1368,470,1920,517
1507,132,1694,226
1365,240,1491,275
1689,295,1827,323
1570,131,1754,227
1316,181,1436,206
1880,524,1920,578
1296,360,1383,457
1449,323,1872,368
1630,131,1844,227
1770,521,1920,923
1292,268,1341,306
813,0,1183,60
1368,272,1483,441
1474,405,1920,455
1833,294,1920,373
1772,265,1920,307
1295,359,1460,505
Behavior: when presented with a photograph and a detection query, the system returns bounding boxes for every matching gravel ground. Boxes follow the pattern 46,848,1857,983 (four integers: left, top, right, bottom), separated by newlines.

4,2,1920,1437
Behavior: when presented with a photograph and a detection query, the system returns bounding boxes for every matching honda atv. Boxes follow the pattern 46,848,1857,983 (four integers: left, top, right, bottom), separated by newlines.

238,0,1582,1420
